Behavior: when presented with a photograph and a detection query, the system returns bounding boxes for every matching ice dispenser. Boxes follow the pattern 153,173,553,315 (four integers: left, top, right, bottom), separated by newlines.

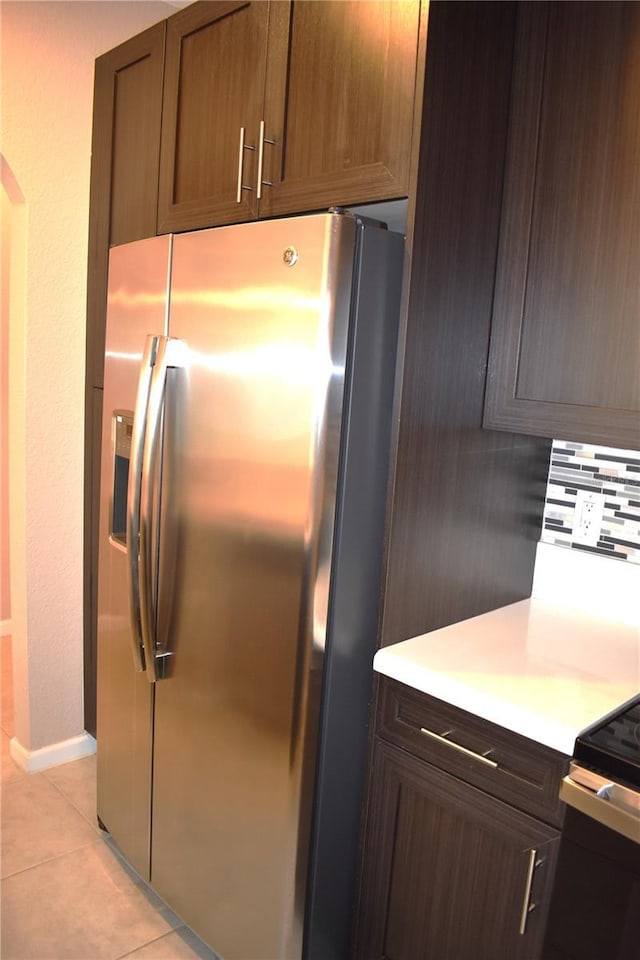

111,411,133,547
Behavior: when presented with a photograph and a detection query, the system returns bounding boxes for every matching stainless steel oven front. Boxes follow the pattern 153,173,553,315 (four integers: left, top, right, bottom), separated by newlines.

543,696,640,960
561,695,640,845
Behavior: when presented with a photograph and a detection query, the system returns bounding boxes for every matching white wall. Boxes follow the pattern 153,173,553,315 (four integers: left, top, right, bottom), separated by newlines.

1,0,175,767
1,183,12,627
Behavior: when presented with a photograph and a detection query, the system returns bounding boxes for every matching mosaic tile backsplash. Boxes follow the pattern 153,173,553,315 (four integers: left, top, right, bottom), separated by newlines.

541,441,640,564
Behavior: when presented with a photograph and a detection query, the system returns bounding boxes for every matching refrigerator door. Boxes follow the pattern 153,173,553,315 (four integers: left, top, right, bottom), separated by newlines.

150,213,358,959
96,234,171,880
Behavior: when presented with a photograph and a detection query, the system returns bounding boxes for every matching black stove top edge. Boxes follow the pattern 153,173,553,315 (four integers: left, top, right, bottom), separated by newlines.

574,741,640,791
574,694,640,790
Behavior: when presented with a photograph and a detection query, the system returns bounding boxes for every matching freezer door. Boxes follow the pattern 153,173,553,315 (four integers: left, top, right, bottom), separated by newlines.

96,234,171,880
151,213,357,959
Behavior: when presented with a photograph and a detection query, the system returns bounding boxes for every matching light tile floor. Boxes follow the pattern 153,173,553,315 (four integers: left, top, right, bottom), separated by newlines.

1,635,220,960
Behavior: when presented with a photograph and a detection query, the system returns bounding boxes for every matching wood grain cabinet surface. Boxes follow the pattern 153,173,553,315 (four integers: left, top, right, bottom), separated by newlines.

355,680,564,960
483,1,640,450
259,0,421,219
157,0,274,231
157,0,422,232
86,20,166,389
84,23,166,734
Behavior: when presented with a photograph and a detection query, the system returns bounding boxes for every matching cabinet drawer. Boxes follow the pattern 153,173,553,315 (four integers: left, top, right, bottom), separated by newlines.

378,677,568,826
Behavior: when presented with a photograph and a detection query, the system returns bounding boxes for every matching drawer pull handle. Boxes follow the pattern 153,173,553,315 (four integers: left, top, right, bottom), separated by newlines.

419,727,498,769
519,848,538,935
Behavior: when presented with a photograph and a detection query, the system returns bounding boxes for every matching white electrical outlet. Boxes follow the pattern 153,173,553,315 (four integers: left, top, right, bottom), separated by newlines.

572,490,605,546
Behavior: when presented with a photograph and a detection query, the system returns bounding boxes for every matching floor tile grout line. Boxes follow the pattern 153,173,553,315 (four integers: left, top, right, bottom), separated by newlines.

0,836,104,882
113,926,189,960
2,833,183,929
1,753,99,830
1,767,215,957
1,653,210,959
42,769,101,831
1,766,95,813
0,831,156,890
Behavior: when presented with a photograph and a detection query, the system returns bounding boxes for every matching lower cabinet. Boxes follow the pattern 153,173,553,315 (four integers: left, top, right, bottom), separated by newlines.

355,679,566,960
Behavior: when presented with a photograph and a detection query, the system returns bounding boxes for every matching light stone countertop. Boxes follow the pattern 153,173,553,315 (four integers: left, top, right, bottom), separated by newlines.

373,599,640,756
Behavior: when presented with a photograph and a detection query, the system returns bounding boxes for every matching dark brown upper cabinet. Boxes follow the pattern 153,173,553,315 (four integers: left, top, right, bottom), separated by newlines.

157,0,422,232
483,2,640,451
157,1,273,232
87,20,166,388
259,0,421,219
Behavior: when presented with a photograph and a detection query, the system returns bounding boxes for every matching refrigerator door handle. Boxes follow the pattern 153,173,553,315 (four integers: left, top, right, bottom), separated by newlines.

139,336,186,683
126,334,160,672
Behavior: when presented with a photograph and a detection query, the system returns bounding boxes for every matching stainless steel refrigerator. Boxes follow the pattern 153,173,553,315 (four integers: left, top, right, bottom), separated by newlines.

96,211,403,960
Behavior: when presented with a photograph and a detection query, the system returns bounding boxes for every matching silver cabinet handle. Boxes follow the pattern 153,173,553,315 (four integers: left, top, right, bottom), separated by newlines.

126,334,159,672
237,126,257,202
256,120,276,200
519,848,538,935
256,120,266,200
419,727,499,769
236,127,246,203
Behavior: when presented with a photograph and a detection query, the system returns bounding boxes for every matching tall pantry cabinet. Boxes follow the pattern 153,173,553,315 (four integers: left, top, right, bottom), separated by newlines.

84,21,166,733
356,3,640,958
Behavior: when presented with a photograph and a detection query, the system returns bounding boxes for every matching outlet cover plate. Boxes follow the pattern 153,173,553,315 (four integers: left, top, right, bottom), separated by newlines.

573,490,605,547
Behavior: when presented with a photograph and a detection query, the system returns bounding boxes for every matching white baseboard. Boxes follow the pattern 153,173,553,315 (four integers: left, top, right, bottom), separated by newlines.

0,619,12,637
10,732,96,773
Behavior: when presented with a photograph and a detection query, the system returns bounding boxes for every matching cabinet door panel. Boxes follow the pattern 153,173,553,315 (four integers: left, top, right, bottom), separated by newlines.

355,741,559,960
87,21,165,388
484,2,640,448
261,1,421,217
83,23,165,734
158,1,270,231
85,24,165,730
108,43,166,246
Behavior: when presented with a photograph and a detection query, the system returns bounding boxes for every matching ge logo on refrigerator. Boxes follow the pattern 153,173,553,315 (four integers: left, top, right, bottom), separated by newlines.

283,246,299,267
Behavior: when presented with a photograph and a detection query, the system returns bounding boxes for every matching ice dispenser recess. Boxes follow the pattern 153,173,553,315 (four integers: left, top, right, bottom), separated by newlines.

111,411,133,547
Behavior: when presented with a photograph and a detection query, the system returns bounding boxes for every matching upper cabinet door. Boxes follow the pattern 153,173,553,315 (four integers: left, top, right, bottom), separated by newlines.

259,0,422,219
484,2,640,450
157,1,271,232
87,20,166,388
